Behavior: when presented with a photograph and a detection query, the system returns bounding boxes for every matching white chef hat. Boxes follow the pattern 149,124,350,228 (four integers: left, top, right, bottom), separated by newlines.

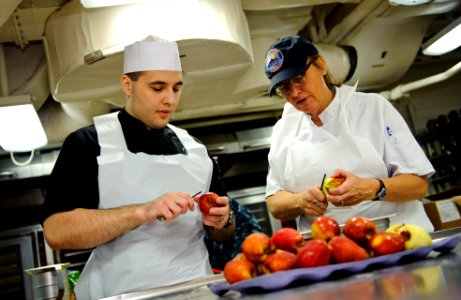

123,37,182,74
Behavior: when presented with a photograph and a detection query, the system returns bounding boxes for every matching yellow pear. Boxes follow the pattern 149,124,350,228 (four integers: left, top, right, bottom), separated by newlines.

386,224,432,250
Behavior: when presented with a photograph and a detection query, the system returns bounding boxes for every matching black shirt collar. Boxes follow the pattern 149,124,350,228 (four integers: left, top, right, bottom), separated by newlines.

117,109,185,155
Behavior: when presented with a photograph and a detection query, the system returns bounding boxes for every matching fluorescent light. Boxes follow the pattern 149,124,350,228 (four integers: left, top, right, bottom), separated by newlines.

422,16,461,56
389,0,431,6
81,0,150,8
0,95,47,152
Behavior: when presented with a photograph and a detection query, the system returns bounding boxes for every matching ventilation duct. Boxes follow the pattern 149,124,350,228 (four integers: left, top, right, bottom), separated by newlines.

43,0,253,108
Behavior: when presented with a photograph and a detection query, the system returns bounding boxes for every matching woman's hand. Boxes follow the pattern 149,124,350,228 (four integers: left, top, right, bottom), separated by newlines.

297,186,329,216
326,169,379,207
268,187,328,220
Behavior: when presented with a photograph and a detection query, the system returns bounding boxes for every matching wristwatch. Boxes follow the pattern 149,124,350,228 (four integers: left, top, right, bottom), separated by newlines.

223,209,234,228
373,178,387,201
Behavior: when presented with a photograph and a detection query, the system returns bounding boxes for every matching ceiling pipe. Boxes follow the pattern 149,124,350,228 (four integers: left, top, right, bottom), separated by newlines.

0,0,22,28
324,0,382,44
340,0,392,44
0,44,9,96
380,61,461,101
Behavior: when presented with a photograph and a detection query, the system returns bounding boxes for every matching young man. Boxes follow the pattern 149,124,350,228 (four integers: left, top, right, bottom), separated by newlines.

42,39,235,299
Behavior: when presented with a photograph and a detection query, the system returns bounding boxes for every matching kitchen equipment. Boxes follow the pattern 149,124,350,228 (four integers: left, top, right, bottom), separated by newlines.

0,224,49,299
228,186,282,236
24,263,70,300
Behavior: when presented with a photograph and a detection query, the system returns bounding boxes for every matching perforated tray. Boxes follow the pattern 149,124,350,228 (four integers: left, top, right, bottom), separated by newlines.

209,234,461,296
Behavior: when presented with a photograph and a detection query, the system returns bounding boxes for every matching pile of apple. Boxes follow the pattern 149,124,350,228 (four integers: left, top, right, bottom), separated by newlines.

223,216,433,284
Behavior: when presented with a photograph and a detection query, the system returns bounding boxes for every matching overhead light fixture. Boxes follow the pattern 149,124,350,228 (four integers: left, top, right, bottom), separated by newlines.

422,16,461,56
389,0,431,5
80,0,150,8
0,95,47,152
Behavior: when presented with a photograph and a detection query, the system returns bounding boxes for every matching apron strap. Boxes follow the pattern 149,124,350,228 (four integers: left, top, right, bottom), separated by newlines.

338,80,359,121
94,112,127,155
338,81,359,133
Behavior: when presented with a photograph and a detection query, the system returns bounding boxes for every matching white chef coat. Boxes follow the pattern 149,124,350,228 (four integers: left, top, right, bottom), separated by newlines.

75,112,213,300
266,85,435,232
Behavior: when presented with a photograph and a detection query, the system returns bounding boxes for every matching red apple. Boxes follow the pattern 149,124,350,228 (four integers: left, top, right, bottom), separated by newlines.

343,217,378,247
223,259,257,284
242,232,275,264
271,228,305,253
311,216,340,242
368,232,405,257
263,250,297,273
329,236,368,263
296,239,331,268
195,192,222,214
231,252,249,262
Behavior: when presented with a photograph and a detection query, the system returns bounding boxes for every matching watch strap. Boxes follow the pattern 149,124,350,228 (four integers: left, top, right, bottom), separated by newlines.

373,178,386,201
223,209,234,228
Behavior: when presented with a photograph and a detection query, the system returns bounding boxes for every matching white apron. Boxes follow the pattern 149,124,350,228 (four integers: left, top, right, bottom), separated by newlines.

75,112,213,300
268,85,433,233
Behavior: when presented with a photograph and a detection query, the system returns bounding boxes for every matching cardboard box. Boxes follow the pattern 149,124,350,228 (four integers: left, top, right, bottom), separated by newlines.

424,187,461,230
424,199,461,230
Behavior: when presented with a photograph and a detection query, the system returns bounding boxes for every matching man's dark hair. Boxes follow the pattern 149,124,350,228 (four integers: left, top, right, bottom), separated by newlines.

125,71,143,81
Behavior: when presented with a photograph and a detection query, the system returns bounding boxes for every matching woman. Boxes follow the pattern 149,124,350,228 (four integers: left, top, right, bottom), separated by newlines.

264,35,434,233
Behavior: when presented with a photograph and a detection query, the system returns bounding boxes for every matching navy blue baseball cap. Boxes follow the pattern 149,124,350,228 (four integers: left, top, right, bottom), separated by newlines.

265,36,319,97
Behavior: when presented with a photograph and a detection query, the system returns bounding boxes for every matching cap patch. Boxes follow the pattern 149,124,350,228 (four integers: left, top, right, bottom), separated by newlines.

265,49,283,74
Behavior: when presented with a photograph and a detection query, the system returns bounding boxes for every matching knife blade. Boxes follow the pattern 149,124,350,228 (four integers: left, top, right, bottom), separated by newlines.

191,190,202,198
320,173,326,193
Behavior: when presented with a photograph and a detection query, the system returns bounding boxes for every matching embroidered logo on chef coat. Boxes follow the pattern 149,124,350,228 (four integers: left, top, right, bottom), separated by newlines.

386,126,393,136
265,49,284,73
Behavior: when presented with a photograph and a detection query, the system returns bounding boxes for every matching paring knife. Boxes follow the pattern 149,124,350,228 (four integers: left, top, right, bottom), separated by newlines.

320,173,326,193
191,191,202,198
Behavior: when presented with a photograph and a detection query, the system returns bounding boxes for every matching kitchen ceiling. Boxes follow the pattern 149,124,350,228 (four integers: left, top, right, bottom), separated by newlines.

0,0,460,147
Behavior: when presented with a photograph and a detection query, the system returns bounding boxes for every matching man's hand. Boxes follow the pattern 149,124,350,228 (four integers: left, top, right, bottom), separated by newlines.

194,195,230,229
142,192,195,223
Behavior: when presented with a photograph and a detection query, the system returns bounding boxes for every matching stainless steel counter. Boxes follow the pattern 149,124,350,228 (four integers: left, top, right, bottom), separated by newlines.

103,227,461,300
